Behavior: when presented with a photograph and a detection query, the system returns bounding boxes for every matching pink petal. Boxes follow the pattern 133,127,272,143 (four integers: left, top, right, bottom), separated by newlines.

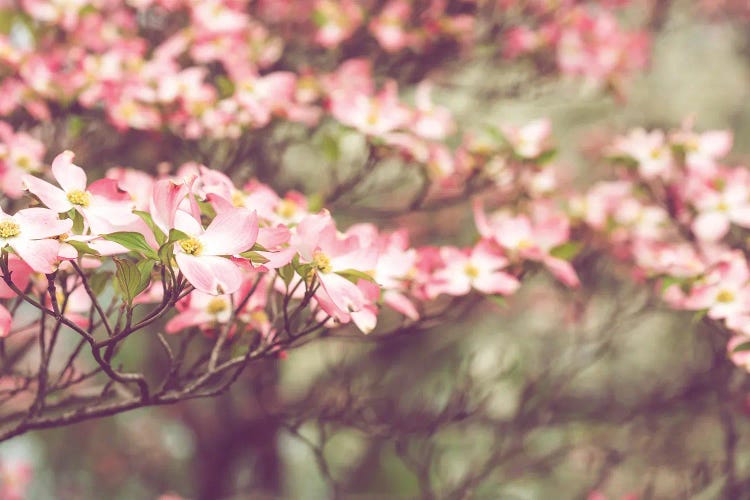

10,238,60,274
201,209,259,256
351,305,377,334
88,178,132,201
51,150,87,192
174,209,203,236
473,270,520,295
14,208,72,239
166,310,211,334
205,193,235,214
316,272,366,316
257,225,291,249
22,174,71,212
150,179,189,233
383,290,419,320
693,211,730,242
175,254,244,295
256,247,296,269
543,256,580,288
0,256,32,299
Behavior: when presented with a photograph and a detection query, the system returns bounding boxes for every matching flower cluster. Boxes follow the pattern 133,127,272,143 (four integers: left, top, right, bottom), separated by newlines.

576,121,750,370
0,0,652,141
504,3,650,93
0,147,580,340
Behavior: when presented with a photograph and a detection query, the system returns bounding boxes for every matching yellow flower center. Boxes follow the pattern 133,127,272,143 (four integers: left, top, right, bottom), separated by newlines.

367,101,381,126
517,239,533,250
464,262,480,279
67,189,91,207
717,290,735,303
0,220,20,239
16,155,32,170
717,201,729,213
206,297,228,315
250,310,269,324
58,233,69,241
276,199,297,219
231,190,246,207
312,250,332,274
179,238,203,256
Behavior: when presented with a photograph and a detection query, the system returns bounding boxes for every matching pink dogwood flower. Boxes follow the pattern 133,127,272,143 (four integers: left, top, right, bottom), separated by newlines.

429,241,520,298
170,208,259,295
0,206,71,274
292,212,378,323
22,151,138,234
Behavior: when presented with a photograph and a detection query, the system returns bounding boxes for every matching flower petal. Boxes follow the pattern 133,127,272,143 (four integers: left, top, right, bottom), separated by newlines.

166,310,212,334
14,208,72,239
150,179,189,233
201,209,259,256
176,254,243,295
51,150,87,192
10,238,60,274
22,174,71,213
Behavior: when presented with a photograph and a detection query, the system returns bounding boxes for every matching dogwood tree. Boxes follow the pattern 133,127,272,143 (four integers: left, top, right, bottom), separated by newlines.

2,0,750,498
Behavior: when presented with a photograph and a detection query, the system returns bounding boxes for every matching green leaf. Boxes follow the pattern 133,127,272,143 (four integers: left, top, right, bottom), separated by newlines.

549,242,583,261
67,115,85,138
733,341,750,353
535,148,557,165
336,268,376,284
134,210,166,245
660,275,684,293
68,209,85,235
137,260,155,287
88,271,112,296
103,232,158,260
277,264,295,286
215,75,235,98
487,295,508,308
311,9,327,27
114,258,151,305
166,228,190,244
319,134,340,163
239,251,270,265
65,239,100,256
157,228,191,264
306,193,324,214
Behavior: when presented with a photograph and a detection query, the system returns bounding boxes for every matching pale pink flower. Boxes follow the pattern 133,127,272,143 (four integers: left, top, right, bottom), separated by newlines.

171,208,259,295
683,252,750,322
671,127,732,176
502,119,552,159
369,0,411,52
313,0,363,47
330,80,412,137
0,206,71,274
429,241,520,298
611,128,672,179
22,151,138,235
411,82,455,141
292,212,379,324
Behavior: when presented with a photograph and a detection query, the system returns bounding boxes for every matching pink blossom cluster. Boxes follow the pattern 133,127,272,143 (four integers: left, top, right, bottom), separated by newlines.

575,121,750,369
311,0,475,51
0,0,652,139
0,144,580,339
504,3,650,92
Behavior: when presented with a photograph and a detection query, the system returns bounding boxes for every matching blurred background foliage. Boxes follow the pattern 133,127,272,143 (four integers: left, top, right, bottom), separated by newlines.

6,1,750,499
